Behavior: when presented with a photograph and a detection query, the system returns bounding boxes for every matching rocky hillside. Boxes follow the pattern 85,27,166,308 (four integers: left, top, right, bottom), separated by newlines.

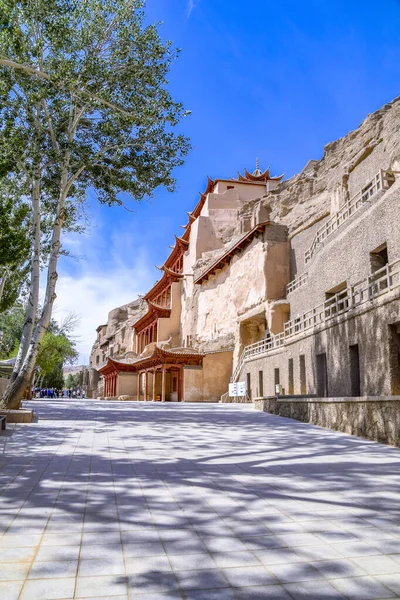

243,95,400,235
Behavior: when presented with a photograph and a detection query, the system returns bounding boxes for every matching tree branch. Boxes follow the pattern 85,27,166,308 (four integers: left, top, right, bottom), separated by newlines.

0,57,136,117
42,100,60,154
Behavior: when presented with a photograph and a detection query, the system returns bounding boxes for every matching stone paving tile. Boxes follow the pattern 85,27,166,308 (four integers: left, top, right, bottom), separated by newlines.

123,541,167,558
36,544,81,562
352,554,400,575
125,555,173,574
28,559,79,579
20,576,76,600
0,581,24,600
168,551,217,571
183,589,236,600
212,550,261,568
174,567,229,590
132,593,183,600
0,545,36,562
0,562,32,581
1,400,400,600
255,546,305,565
329,575,397,599
377,574,400,596
222,564,277,587
284,579,348,599
79,556,126,576
234,585,293,599
127,571,180,594
310,558,366,579
76,574,129,598
267,561,323,583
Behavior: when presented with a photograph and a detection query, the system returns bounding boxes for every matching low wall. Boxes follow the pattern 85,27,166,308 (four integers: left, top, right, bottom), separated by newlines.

0,378,8,396
254,396,400,447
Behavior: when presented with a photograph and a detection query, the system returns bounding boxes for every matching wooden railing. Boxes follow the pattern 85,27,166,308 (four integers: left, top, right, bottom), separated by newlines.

287,272,308,294
305,170,395,264
232,258,400,381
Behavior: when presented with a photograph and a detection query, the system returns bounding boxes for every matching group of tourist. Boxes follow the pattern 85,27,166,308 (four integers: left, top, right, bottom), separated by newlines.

32,388,86,399
33,387,59,398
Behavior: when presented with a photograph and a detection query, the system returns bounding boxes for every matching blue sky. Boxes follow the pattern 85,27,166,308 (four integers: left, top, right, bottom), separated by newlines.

56,0,400,362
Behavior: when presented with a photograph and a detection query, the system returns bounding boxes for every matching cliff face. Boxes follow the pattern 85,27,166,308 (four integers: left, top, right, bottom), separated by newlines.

240,96,400,236
89,297,147,370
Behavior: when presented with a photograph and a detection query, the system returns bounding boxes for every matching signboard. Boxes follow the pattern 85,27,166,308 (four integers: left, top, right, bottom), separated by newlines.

229,381,246,397
237,381,246,396
229,383,238,397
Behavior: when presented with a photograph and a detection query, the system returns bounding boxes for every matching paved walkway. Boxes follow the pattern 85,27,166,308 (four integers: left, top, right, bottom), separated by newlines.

0,400,400,600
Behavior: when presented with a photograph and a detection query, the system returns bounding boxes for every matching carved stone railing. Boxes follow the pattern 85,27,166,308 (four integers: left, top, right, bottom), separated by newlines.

305,170,395,265
233,258,400,381
287,272,308,294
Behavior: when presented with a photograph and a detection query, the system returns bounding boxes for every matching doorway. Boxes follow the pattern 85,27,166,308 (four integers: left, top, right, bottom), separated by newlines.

316,352,328,397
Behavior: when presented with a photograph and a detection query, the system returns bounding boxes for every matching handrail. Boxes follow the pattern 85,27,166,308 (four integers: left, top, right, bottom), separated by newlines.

232,258,400,381
287,272,308,294
305,170,395,264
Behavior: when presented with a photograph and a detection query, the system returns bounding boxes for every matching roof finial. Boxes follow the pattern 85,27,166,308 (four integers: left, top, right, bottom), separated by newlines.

253,158,262,177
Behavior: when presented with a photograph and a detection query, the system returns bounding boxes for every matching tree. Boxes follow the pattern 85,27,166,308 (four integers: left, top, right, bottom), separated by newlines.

64,372,81,390
0,301,25,359
0,183,31,312
0,0,190,408
36,330,78,388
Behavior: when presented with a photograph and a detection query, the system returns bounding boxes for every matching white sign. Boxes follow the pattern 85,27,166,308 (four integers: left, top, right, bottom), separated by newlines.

229,383,238,397
229,381,246,397
237,381,246,396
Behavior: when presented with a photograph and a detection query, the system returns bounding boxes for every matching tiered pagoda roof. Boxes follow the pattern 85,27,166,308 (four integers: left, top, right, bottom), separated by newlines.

100,346,205,374
133,162,283,334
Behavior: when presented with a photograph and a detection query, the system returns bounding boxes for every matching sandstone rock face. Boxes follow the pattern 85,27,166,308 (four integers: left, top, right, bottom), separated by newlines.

241,96,400,236
89,297,147,376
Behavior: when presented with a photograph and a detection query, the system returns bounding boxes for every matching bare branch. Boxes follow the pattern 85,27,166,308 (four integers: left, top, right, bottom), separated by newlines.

42,100,60,154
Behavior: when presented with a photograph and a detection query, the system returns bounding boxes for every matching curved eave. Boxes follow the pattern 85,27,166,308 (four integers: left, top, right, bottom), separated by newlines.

163,241,185,270
174,235,189,248
99,357,120,376
143,273,171,302
147,300,172,316
133,301,171,332
192,176,216,219
162,265,184,278
129,346,205,371
236,168,284,183
194,221,270,285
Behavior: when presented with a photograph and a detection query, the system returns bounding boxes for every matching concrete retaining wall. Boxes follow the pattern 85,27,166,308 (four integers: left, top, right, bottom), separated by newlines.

254,396,400,446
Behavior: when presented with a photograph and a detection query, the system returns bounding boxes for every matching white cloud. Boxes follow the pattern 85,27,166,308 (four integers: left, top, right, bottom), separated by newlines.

187,0,199,17
49,217,156,364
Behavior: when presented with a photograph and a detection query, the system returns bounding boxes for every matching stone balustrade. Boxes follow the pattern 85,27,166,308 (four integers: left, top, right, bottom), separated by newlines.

233,257,400,381
286,272,308,294
304,170,395,264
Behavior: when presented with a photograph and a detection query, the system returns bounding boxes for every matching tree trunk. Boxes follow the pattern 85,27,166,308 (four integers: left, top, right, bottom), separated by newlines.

1,163,69,409
10,171,41,383
0,270,8,307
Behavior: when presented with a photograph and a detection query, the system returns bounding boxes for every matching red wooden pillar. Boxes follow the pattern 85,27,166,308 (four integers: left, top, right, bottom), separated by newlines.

144,371,148,401
178,366,183,402
153,369,157,401
161,366,166,402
